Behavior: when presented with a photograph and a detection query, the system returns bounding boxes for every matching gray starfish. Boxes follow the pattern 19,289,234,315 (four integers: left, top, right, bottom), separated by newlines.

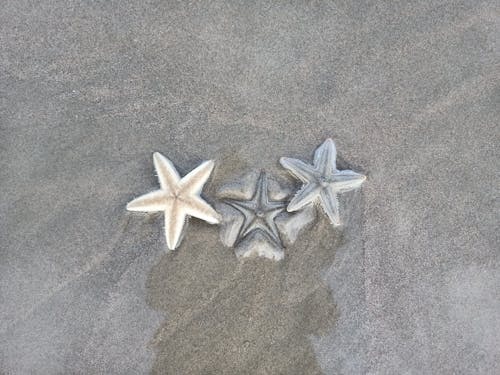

127,152,220,250
280,138,366,226
224,172,286,247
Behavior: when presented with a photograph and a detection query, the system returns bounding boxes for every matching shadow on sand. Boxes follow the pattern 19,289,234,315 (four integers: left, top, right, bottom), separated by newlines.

146,216,343,375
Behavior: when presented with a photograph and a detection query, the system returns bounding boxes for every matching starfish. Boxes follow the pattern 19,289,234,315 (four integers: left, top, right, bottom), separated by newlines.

280,138,366,226
224,172,286,247
127,152,220,250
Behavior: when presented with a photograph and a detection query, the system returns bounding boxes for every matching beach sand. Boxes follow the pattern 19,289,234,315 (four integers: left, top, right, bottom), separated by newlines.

1,1,499,373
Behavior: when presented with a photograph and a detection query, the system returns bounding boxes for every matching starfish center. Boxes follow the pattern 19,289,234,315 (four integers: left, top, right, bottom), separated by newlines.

319,176,332,187
256,210,265,218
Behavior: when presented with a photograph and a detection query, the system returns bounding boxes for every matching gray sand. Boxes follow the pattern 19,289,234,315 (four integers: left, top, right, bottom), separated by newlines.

1,1,499,374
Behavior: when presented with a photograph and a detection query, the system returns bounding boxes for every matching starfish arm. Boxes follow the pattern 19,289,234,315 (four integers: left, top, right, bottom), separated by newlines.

287,182,321,212
254,171,268,204
180,160,215,195
279,157,317,183
240,217,258,238
319,186,341,226
153,152,181,191
264,200,287,211
223,200,256,240
240,217,281,246
263,216,283,245
314,138,337,175
224,199,256,214
164,203,187,250
182,196,220,224
126,190,168,212
333,170,366,192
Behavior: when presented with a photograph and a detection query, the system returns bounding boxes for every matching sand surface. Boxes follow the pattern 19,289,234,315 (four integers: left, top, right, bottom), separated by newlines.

1,1,499,374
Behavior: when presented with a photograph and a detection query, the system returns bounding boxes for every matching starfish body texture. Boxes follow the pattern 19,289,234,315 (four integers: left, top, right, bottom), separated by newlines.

280,138,365,226
224,172,286,247
127,152,220,250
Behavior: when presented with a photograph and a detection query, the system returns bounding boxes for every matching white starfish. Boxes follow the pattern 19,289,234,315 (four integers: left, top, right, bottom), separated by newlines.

127,152,220,250
280,139,366,226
